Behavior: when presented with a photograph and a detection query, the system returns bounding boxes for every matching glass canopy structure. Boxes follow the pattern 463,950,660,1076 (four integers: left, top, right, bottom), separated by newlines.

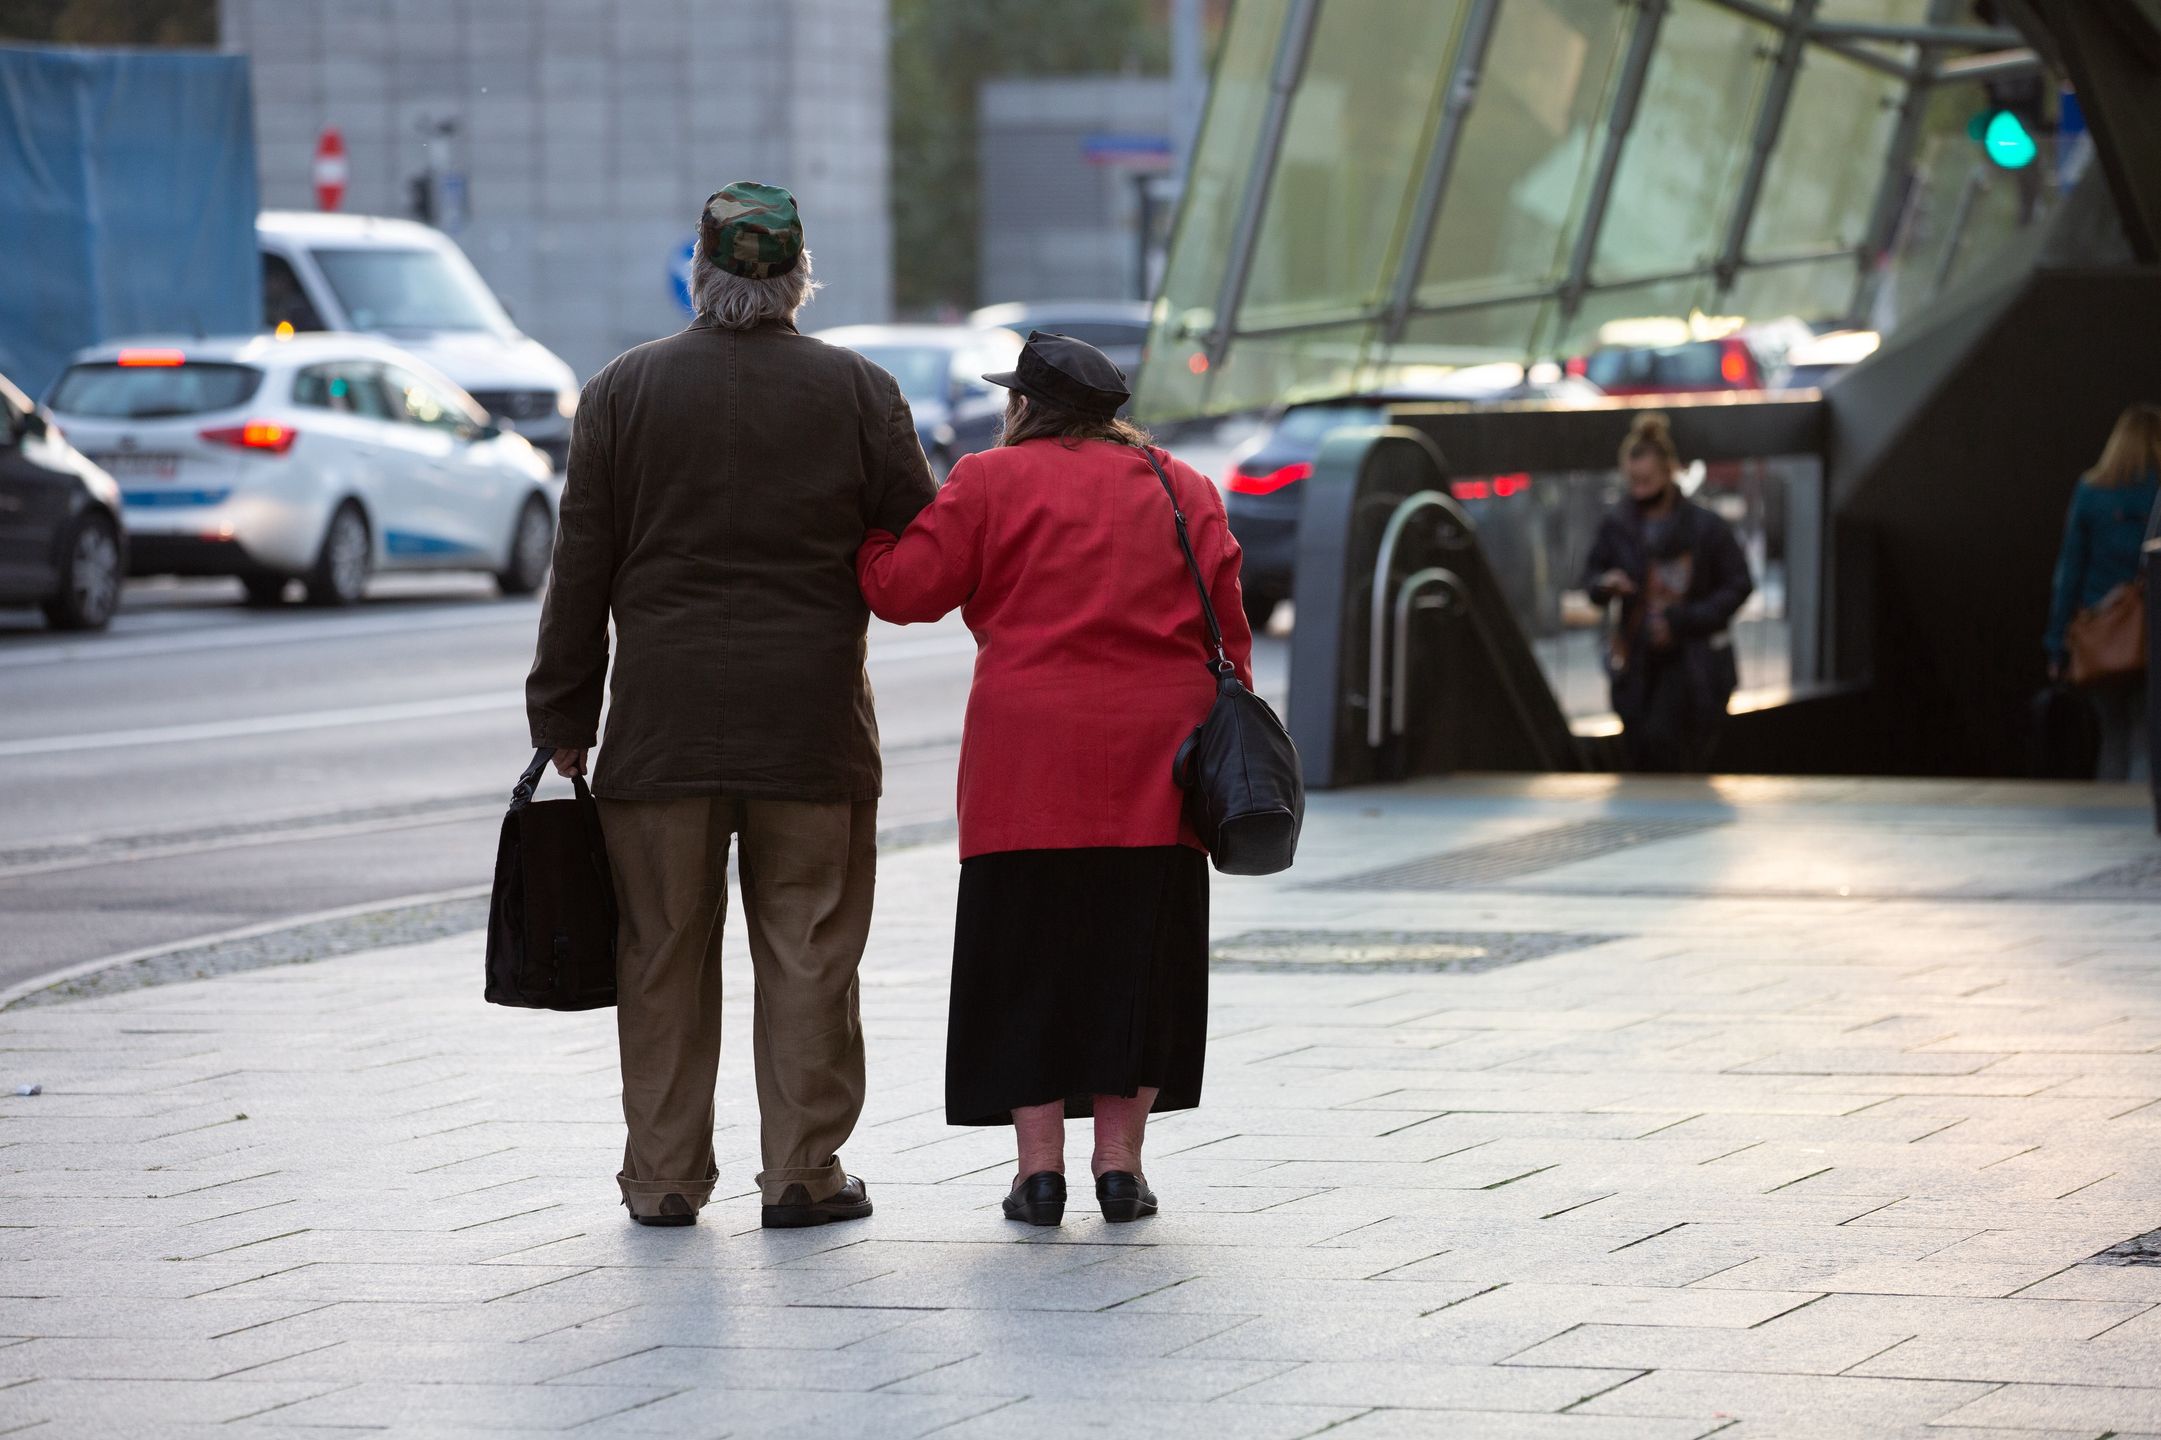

1137,0,2056,420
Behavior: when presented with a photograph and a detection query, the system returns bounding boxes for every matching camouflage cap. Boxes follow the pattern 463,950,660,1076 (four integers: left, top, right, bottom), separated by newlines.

699,181,803,279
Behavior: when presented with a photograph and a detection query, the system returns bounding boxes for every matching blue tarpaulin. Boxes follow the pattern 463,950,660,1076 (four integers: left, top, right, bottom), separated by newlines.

0,45,260,398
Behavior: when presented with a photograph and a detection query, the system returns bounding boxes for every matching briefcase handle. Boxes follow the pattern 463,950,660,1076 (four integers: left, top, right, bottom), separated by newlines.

509,746,592,812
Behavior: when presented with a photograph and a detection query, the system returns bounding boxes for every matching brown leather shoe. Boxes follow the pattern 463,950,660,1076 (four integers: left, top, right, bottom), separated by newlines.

629,1193,698,1227
761,1174,873,1229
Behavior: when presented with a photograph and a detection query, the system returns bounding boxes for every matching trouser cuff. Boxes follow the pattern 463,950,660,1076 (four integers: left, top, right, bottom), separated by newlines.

618,1172,716,1216
756,1157,847,1205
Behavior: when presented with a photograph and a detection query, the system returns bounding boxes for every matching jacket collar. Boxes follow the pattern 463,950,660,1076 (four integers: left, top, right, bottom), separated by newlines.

687,313,799,336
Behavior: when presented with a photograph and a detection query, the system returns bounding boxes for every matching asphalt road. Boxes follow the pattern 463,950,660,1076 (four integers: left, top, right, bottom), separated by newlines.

0,570,1287,995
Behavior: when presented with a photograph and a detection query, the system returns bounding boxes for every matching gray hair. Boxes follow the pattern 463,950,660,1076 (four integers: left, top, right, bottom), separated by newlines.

691,248,818,329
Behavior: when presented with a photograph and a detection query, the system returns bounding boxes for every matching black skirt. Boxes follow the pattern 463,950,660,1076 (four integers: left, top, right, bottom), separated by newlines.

946,845,1209,1126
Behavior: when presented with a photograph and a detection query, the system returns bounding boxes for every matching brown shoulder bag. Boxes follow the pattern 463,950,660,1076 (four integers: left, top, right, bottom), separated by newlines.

2067,576,2148,686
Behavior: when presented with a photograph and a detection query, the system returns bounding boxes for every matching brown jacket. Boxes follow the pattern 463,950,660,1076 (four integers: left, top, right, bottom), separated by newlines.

527,315,938,802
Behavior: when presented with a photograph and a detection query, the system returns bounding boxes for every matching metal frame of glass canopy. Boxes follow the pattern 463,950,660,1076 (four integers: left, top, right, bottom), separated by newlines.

1143,0,2049,419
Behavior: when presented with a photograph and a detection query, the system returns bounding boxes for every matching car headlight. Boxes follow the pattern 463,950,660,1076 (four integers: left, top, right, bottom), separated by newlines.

556,388,579,418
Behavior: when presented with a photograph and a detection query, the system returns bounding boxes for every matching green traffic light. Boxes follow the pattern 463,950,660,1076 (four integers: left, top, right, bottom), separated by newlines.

1984,110,2038,169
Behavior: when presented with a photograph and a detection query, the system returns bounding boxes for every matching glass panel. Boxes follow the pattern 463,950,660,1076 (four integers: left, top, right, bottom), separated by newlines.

1546,273,1718,360
1196,321,1384,415
1815,0,1930,22
1413,0,1628,307
1137,0,1291,419
1236,0,1468,329
1746,48,1902,255
1723,255,1863,328
1388,299,1557,371
1592,0,1774,285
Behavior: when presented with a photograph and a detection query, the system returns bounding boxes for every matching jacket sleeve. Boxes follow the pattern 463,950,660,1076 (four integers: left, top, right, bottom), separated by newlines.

526,373,614,749
1581,516,1625,603
1668,508,1754,639
856,453,986,624
1187,461,1255,688
2044,484,2090,662
863,374,940,536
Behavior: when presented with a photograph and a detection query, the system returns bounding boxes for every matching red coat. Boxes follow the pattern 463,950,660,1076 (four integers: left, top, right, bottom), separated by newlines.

857,438,1254,859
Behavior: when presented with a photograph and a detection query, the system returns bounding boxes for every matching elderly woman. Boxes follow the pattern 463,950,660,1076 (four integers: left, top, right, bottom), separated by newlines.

856,332,1252,1226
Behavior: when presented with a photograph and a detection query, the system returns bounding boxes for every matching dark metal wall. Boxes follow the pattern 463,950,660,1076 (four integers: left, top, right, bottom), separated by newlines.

1824,264,2161,772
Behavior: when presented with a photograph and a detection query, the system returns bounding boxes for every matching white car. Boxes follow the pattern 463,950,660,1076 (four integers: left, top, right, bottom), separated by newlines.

258,212,579,468
47,333,559,606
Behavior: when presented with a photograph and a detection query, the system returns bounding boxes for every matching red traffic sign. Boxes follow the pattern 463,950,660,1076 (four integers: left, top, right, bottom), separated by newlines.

313,127,349,212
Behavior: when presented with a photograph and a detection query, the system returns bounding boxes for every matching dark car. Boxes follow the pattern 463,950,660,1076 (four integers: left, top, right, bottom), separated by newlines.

813,324,1023,477
1224,370,1601,632
0,371,125,631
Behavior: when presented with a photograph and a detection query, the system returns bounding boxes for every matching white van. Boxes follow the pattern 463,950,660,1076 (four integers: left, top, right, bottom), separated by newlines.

257,212,578,468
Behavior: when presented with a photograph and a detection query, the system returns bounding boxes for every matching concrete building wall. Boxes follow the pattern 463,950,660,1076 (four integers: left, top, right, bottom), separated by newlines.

221,0,891,378
978,76,1170,306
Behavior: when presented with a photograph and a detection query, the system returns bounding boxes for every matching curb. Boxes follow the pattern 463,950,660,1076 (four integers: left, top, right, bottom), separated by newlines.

0,883,491,1012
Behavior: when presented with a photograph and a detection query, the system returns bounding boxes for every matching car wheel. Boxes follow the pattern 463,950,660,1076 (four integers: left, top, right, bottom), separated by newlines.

1242,590,1280,632
304,502,371,607
241,575,289,607
41,510,121,632
495,497,553,596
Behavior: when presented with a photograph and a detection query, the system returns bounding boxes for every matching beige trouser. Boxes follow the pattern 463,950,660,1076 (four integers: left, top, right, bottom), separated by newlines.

596,795,876,1214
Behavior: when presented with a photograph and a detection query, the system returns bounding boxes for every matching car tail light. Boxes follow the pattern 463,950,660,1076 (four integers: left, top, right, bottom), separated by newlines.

201,421,299,455
117,348,186,367
1452,473,1531,502
1228,461,1310,496
1563,355,1588,378
1719,340,1751,385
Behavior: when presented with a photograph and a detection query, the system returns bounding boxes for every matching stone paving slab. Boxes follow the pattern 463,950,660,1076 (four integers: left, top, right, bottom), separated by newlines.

0,775,2157,1438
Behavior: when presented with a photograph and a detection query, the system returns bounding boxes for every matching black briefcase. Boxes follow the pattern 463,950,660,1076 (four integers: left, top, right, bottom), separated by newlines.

485,747,618,1010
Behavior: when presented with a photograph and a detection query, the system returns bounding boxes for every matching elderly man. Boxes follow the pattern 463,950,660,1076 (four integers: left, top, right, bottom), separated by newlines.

528,182,937,1228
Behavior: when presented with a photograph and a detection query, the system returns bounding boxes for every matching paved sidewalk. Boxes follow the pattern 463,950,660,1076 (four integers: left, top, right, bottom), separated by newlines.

3,776,2159,1439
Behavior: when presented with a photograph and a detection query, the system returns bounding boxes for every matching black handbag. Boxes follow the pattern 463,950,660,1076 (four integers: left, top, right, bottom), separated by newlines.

485,747,619,1010
1136,445,1305,876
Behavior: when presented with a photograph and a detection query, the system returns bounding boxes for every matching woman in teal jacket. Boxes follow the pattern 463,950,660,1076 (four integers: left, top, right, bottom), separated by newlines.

2045,404,2161,780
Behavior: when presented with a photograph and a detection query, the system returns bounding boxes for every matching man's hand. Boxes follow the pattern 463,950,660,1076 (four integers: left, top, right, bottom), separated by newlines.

553,747,589,777
1648,614,1673,650
1598,568,1637,599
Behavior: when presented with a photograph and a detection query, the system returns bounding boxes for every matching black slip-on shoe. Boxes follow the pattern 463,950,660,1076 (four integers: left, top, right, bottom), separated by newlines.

629,1193,698,1227
1095,1170,1157,1223
762,1174,874,1229
1002,1170,1066,1227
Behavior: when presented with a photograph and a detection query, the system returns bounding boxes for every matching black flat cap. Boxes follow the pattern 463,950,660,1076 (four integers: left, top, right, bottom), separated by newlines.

983,330,1130,420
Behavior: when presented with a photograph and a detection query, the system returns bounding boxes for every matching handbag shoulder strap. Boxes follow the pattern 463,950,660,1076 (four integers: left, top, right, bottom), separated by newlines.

1132,444,1233,676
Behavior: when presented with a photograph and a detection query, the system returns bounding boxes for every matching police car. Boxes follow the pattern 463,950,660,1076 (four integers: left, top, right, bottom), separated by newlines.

48,333,559,606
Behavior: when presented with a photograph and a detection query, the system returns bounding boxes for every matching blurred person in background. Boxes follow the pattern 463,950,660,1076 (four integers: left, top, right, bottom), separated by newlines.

527,182,937,1229
856,333,1252,1228
2045,403,2161,781
1583,412,1754,772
